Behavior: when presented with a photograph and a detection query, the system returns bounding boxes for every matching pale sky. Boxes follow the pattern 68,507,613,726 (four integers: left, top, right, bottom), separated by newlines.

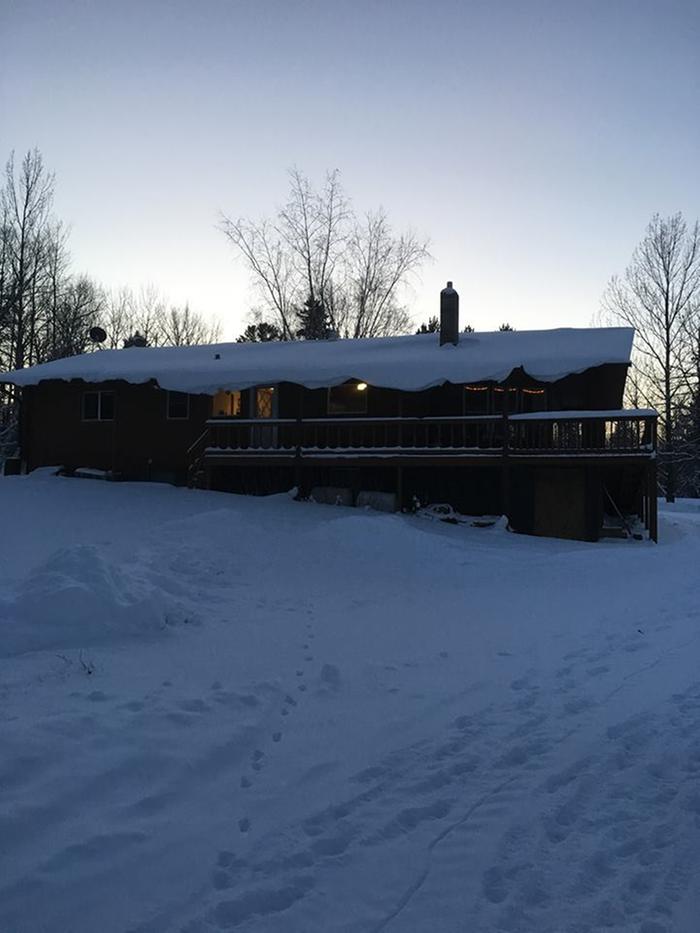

1,0,698,339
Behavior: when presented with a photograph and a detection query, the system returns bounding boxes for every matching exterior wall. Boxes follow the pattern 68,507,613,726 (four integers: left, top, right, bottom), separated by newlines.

15,360,644,542
207,459,648,543
286,363,629,420
22,380,210,481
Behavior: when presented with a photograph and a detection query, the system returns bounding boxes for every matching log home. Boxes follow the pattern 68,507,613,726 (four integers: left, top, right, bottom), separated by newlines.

0,284,658,542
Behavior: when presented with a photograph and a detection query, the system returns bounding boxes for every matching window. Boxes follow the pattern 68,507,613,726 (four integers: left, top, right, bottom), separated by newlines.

520,387,547,413
255,386,275,419
212,389,241,417
492,387,518,414
166,391,190,420
328,381,369,415
464,385,490,414
82,391,115,422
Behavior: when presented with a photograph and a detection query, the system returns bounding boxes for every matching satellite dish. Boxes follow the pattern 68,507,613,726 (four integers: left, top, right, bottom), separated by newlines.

89,326,107,344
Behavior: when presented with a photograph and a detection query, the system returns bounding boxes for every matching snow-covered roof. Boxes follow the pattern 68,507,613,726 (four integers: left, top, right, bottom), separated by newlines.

0,327,634,395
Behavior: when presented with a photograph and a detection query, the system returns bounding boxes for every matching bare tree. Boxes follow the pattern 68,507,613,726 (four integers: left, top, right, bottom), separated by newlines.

602,212,700,501
676,315,700,495
342,210,428,338
49,276,105,359
99,286,219,349
159,303,221,346
219,216,299,339
101,287,136,349
98,286,165,348
1,150,55,370
221,170,430,339
278,169,349,314
132,285,168,346
42,220,72,357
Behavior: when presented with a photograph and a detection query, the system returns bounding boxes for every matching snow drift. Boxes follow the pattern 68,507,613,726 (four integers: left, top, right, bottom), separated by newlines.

0,544,171,656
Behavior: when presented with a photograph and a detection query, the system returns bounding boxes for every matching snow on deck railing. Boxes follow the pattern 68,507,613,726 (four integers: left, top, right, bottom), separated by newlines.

202,409,657,459
207,409,658,427
508,409,657,421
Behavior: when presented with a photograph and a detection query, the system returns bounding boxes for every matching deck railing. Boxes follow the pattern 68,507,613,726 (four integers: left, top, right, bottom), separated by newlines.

204,410,657,459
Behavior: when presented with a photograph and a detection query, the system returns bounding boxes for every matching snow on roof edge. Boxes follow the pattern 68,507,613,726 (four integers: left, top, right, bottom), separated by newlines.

0,327,635,395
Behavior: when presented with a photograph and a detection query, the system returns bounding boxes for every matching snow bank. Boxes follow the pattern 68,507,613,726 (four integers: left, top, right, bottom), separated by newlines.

0,544,171,656
0,327,634,394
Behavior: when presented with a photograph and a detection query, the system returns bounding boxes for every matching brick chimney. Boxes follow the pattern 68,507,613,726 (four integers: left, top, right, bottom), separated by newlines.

440,281,459,346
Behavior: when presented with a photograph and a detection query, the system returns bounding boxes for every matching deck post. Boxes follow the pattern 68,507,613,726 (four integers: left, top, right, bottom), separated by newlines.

501,395,511,526
294,448,302,496
295,385,303,496
649,459,658,543
396,465,404,512
501,416,510,524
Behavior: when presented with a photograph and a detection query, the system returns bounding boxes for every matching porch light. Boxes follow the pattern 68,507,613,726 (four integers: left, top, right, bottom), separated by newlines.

356,382,368,391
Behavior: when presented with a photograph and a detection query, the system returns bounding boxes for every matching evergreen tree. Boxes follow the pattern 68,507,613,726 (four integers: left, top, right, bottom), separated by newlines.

236,321,283,343
415,316,439,334
296,294,329,339
416,318,474,334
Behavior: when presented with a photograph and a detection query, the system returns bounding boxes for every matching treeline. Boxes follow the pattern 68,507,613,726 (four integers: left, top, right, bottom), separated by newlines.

222,168,430,342
0,149,218,457
0,149,218,373
604,213,700,500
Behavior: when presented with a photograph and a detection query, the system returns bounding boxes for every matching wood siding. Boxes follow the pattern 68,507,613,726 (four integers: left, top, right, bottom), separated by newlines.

15,360,657,543
22,379,210,480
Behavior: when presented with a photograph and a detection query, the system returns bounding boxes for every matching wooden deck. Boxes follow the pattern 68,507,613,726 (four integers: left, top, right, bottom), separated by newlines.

188,410,658,542
200,411,657,465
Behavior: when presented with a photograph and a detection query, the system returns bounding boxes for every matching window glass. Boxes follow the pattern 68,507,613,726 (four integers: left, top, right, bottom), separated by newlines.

99,392,115,421
212,390,241,417
82,392,99,421
82,391,114,421
255,387,275,418
328,382,368,415
167,391,189,420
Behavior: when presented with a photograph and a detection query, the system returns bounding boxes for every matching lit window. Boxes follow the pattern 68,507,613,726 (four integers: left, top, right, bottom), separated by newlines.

212,390,242,417
82,391,115,422
328,381,369,415
255,386,275,419
166,391,190,420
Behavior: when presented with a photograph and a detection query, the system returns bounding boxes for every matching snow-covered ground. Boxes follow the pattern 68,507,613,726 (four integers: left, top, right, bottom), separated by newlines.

1,473,699,933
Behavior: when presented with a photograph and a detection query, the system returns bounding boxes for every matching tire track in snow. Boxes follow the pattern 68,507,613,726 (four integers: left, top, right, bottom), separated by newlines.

188,613,700,932
369,774,521,933
189,665,564,930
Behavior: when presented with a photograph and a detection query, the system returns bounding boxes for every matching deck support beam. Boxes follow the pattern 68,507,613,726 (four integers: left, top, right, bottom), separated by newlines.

648,459,658,543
